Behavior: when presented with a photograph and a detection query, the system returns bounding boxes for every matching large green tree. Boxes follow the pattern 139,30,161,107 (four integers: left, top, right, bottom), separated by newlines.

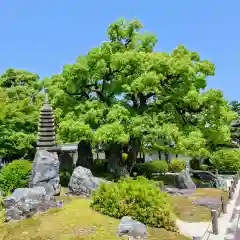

42,17,235,176
0,68,42,160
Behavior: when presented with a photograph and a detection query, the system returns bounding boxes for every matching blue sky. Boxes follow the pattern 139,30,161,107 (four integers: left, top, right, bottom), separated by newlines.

0,1,239,101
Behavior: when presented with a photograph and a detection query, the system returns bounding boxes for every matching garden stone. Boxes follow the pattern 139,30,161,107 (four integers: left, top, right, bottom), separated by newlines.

29,150,61,196
192,197,221,209
117,216,147,239
68,166,108,197
4,187,57,221
191,170,228,189
192,170,216,182
176,170,196,189
164,187,195,195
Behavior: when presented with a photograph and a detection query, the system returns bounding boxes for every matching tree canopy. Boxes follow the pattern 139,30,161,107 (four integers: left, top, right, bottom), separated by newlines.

40,17,236,175
0,68,42,159
0,18,237,175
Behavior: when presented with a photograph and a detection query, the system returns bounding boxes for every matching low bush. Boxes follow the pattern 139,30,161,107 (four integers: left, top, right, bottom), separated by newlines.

210,149,240,172
0,159,32,194
169,158,186,173
91,176,177,231
133,160,168,177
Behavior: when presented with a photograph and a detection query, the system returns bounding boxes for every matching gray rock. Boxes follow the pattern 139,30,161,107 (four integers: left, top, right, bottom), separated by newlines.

164,187,195,195
117,216,147,239
29,150,60,196
176,170,196,189
4,187,57,221
68,166,108,197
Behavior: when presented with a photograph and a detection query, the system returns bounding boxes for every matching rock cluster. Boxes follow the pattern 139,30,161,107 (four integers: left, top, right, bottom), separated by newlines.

4,187,57,221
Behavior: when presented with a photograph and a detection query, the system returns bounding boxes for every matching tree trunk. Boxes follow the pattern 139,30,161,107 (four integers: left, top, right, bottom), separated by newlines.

105,144,127,177
76,140,94,169
126,139,140,174
165,151,169,164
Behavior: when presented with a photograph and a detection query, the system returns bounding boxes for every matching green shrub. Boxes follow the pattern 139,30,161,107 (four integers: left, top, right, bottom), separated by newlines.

60,168,72,187
210,149,240,172
133,160,168,177
91,176,177,231
0,159,32,194
169,158,186,173
200,164,209,171
150,160,169,173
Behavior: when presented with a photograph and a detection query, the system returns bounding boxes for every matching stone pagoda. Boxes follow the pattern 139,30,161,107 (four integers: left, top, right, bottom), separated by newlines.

36,92,56,150
35,90,79,169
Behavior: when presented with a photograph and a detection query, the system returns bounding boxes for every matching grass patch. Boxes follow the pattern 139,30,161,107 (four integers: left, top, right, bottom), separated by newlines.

0,185,224,239
0,197,189,240
170,188,228,222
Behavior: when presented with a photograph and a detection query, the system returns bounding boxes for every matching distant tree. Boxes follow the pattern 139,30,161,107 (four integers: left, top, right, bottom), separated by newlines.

229,100,240,147
0,68,43,160
230,100,240,116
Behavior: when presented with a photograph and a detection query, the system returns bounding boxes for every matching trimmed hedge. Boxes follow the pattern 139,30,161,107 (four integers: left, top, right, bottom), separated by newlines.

169,158,186,173
133,160,168,177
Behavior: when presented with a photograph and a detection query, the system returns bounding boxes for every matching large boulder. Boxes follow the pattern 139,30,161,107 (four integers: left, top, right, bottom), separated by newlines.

29,150,61,196
117,216,148,239
68,166,108,196
176,170,196,189
4,187,57,221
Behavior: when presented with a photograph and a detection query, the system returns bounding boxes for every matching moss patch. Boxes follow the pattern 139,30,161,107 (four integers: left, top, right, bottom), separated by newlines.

0,198,189,240
170,188,228,222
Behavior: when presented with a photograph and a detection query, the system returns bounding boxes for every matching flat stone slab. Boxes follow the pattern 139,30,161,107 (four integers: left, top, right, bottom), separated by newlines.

164,187,195,196
192,197,221,209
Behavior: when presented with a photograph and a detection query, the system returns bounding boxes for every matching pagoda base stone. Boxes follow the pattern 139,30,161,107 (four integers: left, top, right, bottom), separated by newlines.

29,150,61,196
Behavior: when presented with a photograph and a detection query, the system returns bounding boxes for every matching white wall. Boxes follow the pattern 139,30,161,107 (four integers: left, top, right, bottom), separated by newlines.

144,151,191,163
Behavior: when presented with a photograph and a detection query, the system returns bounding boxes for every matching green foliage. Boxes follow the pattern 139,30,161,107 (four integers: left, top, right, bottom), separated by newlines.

91,176,177,231
149,160,169,173
58,120,93,143
169,158,186,173
199,164,210,171
1,17,236,176
0,159,32,194
59,168,72,187
44,16,236,166
134,160,168,177
0,69,41,158
122,153,128,161
210,149,240,172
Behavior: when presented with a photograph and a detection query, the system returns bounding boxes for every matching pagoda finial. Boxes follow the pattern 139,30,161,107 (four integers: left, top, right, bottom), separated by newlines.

44,88,49,104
